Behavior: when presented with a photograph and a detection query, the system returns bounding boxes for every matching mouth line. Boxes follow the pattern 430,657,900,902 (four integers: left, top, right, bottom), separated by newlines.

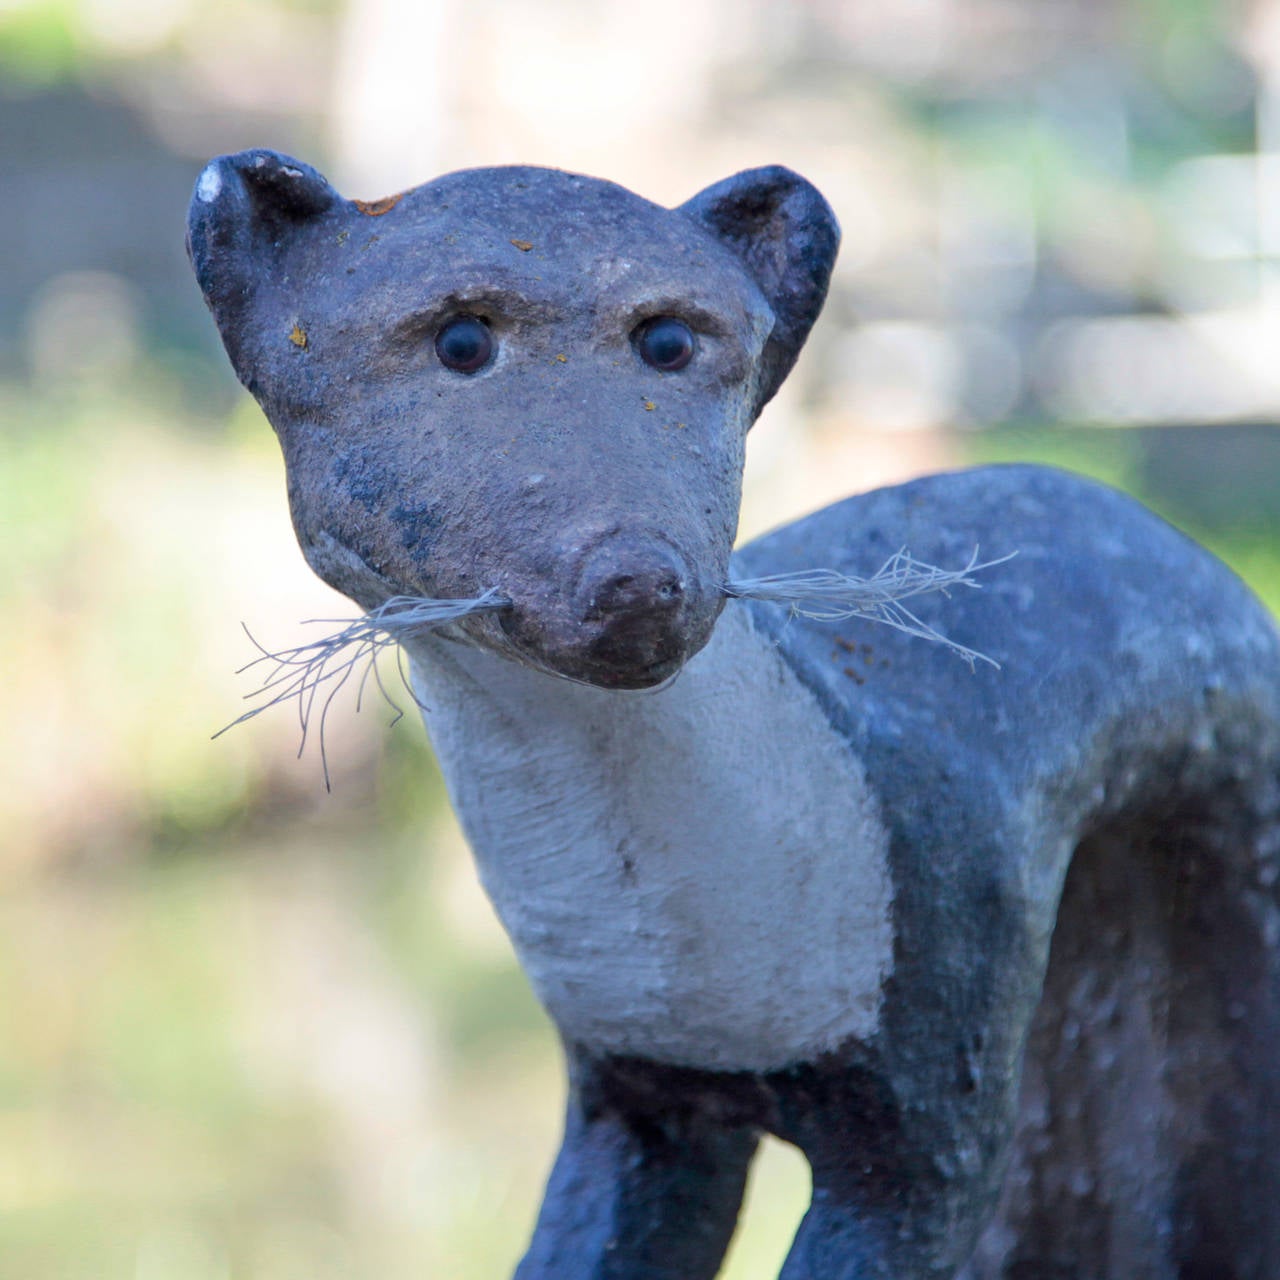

495,627,689,690
487,642,683,693
582,656,684,690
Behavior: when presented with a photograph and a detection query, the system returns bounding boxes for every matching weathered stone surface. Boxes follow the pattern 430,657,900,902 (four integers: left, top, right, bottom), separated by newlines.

190,150,1280,1279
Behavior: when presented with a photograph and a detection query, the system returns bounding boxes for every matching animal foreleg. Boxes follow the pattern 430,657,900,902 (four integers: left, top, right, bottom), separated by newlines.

514,1076,758,1280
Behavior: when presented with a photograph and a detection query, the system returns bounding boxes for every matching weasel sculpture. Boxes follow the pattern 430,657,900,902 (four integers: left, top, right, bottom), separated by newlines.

188,150,1280,1279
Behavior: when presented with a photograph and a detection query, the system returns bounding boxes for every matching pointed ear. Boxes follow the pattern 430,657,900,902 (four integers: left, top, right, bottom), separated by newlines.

187,149,340,376
679,166,840,412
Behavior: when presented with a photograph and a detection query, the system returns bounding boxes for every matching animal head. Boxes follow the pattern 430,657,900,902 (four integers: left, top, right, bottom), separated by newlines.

188,151,839,688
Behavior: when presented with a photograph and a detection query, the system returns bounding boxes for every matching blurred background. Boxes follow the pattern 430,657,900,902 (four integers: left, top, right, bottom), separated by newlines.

2,0,1278,1276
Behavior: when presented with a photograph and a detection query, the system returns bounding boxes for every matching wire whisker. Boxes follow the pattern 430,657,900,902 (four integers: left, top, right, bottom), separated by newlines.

220,550,1010,785
723,547,1013,670
216,589,509,785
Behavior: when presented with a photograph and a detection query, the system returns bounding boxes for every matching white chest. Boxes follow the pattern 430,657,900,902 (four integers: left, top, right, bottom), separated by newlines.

407,606,895,1072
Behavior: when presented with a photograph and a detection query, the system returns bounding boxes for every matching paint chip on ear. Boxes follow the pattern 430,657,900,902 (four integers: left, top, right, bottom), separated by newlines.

196,164,222,203
354,193,403,216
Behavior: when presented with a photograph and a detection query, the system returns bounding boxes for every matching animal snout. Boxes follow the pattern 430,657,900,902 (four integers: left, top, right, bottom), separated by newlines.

558,535,694,686
576,538,688,624
495,533,721,689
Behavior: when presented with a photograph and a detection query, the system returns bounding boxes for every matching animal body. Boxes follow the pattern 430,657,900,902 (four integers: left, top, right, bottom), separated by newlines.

189,150,1280,1279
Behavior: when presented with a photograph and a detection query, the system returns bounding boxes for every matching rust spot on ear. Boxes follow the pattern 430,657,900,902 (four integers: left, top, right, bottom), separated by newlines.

289,324,308,349
510,238,534,252
354,192,404,216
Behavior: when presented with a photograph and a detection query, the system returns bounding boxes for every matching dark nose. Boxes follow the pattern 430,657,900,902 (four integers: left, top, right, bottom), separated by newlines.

575,537,687,624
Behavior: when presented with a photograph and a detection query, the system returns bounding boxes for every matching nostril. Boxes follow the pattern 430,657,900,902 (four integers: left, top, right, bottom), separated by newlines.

576,540,689,622
592,571,680,615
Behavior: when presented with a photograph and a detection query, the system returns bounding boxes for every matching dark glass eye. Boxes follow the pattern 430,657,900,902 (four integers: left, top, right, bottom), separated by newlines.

435,315,493,373
636,317,694,371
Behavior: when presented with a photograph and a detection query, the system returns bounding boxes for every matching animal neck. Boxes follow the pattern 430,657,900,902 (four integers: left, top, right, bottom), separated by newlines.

400,604,895,1071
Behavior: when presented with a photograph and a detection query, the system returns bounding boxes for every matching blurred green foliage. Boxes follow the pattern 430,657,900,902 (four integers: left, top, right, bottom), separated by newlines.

0,2,79,84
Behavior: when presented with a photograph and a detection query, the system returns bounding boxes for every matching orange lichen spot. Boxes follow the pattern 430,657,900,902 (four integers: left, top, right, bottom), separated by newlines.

643,400,656,411
354,192,403,216
510,238,534,252
554,353,568,363
288,324,308,349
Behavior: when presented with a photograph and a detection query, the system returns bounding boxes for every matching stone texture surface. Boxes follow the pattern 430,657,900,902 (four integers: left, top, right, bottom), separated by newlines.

190,151,1280,1279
